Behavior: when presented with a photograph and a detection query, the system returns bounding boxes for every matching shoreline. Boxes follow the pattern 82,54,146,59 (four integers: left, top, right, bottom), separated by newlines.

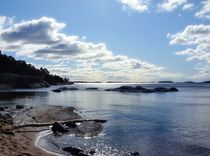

35,130,61,156
0,105,83,156
0,127,55,156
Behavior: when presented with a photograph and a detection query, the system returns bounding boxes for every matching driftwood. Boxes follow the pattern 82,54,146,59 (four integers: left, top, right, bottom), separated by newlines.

15,128,50,133
13,119,107,129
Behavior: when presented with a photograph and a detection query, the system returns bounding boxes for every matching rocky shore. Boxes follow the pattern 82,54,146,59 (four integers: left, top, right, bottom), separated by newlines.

0,105,106,156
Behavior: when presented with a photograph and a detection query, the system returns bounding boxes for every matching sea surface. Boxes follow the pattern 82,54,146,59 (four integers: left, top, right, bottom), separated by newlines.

1,83,210,156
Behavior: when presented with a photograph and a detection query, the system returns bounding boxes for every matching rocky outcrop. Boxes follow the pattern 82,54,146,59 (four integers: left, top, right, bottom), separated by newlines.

51,122,69,133
75,121,103,137
105,86,179,93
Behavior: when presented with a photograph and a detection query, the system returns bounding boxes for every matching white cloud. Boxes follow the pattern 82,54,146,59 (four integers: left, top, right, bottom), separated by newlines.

182,3,194,10
118,0,149,13
158,0,187,12
195,0,210,19
169,24,210,80
169,25,210,45
0,15,14,31
0,16,179,82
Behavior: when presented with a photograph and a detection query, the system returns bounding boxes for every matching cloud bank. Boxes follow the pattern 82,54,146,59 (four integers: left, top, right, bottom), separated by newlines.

195,0,210,19
169,24,210,80
0,15,178,82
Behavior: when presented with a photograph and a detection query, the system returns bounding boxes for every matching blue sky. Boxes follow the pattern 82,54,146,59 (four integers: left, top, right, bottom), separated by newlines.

0,0,210,82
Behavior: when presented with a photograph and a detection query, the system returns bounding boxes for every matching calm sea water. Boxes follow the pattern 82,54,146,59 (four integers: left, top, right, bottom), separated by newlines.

1,83,210,156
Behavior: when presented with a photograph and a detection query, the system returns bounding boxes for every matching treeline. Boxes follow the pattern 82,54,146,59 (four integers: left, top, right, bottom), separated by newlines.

0,54,68,87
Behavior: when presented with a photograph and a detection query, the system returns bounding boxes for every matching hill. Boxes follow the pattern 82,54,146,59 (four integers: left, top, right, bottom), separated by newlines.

0,53,68,88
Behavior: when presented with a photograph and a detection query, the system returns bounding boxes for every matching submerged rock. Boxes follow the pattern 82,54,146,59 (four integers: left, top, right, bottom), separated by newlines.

63,147,89,156
16,104,24,109
51,122,69,133
0,107,4,111
75,121,103,137
86,87,98,91
129,151,140,155
52,87,78,92
52,89,62,93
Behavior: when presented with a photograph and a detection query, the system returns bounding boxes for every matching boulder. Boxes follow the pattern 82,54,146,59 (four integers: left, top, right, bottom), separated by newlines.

0,107,4,111
75,121,103,137
51,122,69,133
65,122,77,128
169,87,179,92
52,89,62,93
129,151,140,155
63,147,88,156
16,104,24,109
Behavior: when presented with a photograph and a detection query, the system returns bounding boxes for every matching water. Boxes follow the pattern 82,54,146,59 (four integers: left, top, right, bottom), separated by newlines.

1,83,210,155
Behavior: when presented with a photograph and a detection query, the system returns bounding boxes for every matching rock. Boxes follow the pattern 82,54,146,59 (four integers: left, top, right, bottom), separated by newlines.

65,122,77,128
4,106,8,109
63,147,88,156
0,107,4,111
153,87,169,92
52,89,62,93
105,85,179,93
76,121,103,137
135,86,146,91
52,87,79,92
86,87,98,91
129,151,140,155
66,87,79,90
51,122,69,133
89,150,96,155
169,87,179,92
16,105,24,109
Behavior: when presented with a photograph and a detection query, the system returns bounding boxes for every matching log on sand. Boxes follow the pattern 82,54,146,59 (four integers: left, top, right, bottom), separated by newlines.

13,119,107,129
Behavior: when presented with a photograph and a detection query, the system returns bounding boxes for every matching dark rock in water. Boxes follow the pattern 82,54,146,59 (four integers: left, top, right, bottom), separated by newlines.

89,150,96,155
0,107,4,111
135,86,146,90
63,147,88,156
52,87,79,92
129,151,140,155
66,122,77,128
86,87,98,90
185,144,210,155
76,121,103,137
67,87,79,90
105,85,179,93
169,87,179,92
4,106,8,109
51,122,69,133
16,104,24,109
52,89,62,93
153,87,169,92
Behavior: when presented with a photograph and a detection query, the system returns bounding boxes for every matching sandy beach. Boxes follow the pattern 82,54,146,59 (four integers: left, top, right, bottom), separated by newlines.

0,105,83,156
0,127,54,156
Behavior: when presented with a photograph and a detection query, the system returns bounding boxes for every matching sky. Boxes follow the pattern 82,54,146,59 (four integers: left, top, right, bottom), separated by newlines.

0,0,210,82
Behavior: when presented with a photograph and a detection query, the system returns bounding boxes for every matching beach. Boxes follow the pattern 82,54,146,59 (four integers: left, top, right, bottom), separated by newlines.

0,105,83,156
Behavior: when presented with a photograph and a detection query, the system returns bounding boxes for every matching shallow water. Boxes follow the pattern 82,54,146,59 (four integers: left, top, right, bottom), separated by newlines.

1,83,210,156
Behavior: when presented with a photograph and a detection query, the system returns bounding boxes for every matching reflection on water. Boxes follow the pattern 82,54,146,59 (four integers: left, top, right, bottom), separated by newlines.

1,83,210,155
